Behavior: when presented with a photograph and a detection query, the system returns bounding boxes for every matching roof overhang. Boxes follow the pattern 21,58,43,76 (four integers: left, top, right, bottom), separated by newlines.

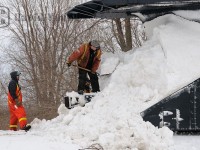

67,0,200,22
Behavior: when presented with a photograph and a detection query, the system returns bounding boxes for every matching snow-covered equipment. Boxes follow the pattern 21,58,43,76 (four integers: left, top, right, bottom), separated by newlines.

64,91,95,109
67,0,200,22
141,78,200,133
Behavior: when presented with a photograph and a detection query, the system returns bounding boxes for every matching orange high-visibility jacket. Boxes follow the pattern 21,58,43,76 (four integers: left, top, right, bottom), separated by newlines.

68,43,102,72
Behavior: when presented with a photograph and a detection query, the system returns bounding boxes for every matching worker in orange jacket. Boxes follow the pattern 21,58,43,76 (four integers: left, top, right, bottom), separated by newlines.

7,71,31,131
67,40,102,94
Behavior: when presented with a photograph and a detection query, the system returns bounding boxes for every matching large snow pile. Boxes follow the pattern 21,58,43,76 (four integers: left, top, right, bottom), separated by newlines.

31,14,200,149
2,12,200,150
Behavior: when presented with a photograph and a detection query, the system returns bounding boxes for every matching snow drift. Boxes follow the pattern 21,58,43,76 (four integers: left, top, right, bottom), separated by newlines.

2,12,200,150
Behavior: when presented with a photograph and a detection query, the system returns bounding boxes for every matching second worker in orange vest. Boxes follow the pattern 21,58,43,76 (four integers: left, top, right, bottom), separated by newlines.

8,71,31,131
67,40,102,94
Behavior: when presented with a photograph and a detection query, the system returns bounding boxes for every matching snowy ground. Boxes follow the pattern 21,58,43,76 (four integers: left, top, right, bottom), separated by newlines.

0,131,80,150
173,135,200,150
1,132,200,150
1,11,200,150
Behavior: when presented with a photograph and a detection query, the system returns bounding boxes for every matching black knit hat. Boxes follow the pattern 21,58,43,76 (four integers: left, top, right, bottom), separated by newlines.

10,71,21,79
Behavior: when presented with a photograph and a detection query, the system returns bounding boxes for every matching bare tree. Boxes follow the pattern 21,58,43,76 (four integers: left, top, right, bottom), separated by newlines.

111,18,146,52
6,0,100,109
4,0,145,107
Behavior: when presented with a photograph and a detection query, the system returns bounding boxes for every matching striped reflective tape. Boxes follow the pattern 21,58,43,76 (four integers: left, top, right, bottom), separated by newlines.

9,125,17,128
19,118,27,122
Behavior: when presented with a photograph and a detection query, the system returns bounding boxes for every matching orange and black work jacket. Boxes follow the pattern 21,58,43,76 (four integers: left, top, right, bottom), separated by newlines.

68,43,102,73
8,80,22,105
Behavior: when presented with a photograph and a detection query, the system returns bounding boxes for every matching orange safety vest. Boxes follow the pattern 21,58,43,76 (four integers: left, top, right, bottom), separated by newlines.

8,84,22,105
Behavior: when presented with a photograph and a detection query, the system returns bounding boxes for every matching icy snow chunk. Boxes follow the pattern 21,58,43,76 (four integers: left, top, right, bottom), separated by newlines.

63,114,74,125
58,103,69,115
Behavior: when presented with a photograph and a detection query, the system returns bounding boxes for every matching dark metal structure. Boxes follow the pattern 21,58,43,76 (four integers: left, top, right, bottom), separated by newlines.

141,78,200,133
67,0,200,21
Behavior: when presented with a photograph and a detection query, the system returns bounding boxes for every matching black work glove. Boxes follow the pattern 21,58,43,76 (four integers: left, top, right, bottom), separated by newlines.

67,62,71,67
15,99,22,107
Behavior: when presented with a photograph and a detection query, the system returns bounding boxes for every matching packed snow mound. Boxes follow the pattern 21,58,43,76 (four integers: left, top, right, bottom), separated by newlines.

144,14,200,95
100,54,120,75
28,14,200,150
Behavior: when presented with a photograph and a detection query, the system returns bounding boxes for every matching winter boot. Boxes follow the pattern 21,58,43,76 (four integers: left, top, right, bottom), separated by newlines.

22,124,31,132
78,90,84,95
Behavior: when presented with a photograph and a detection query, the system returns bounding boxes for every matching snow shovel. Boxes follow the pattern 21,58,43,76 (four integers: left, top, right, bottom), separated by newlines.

72,64,116,76
72,64,101,76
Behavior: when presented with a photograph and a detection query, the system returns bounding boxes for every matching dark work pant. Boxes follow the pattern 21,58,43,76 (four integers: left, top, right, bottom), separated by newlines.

78,69,100,93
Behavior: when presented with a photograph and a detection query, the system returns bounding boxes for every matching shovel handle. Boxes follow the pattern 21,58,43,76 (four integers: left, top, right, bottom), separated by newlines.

72,64,99,76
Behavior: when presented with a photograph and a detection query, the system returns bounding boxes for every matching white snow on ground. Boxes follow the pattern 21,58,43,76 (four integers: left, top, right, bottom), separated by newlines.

0,131,80,150
1,11,200,150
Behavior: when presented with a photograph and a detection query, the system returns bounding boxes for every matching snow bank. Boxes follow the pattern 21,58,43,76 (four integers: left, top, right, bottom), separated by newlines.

26,13,200,150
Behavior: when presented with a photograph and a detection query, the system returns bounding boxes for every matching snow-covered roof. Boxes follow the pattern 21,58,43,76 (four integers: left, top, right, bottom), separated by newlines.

67,0,200,22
